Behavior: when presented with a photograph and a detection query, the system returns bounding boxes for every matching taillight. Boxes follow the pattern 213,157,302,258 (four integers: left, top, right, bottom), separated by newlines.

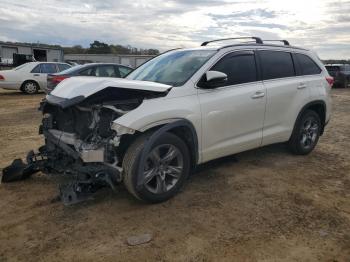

0,75,4,80
326,76,334,87
52,75,69,83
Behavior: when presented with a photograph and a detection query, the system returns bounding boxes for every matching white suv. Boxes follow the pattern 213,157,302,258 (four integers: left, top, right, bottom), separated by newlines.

2,37,333,204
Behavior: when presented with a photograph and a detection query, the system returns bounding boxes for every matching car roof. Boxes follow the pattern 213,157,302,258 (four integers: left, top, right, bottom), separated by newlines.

177,43,308,53
81,63,132,68
31,62,68,64
23,62,69,67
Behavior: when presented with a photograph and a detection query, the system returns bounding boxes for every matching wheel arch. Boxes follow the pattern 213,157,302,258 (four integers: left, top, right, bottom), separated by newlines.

134,119,199,190
292,100,327,137
20,79,40,91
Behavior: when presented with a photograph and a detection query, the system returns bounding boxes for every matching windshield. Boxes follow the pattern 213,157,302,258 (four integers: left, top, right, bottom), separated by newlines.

126,50,215,86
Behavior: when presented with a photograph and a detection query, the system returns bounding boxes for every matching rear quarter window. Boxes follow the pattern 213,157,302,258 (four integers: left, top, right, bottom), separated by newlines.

31,64,41,73
259,50,295,80
295,54,321,76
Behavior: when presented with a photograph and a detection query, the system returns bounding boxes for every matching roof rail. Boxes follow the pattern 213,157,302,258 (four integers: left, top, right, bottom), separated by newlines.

201,37,263,46
262,39,290,46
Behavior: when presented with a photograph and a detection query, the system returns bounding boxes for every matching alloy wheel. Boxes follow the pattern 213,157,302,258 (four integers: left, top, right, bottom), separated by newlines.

299,117,319,150
143,144,184,194
24,82,37,94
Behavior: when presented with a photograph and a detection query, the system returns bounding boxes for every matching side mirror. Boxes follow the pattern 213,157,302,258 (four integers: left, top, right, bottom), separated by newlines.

198,71,228,89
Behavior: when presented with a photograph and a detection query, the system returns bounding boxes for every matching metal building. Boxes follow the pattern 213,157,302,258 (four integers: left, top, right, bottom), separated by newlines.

0,41,64,65
64,53,155,68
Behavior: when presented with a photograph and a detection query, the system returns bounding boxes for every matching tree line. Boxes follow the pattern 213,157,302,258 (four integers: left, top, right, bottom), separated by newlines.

63,41,160,55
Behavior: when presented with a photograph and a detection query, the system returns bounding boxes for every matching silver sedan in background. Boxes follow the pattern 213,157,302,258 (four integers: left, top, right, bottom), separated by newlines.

0,62,71,94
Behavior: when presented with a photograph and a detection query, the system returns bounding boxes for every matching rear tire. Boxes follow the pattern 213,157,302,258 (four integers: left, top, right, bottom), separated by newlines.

21,81,39,94
123,132,191,203
288,110,321,155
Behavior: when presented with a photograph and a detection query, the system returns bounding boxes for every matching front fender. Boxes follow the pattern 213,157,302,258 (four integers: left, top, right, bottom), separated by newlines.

135,119,199,189
112,96,201,135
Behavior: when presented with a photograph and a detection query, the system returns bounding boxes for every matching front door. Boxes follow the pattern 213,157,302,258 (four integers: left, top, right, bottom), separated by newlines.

198,50,266,162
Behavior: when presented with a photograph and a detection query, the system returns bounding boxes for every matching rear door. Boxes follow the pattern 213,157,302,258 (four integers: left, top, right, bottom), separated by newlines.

293,53,323,101
258,50,310,146
31,63,58,89
198,50,266,162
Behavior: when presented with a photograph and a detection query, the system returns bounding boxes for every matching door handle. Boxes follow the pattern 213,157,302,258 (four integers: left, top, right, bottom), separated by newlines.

251,91,265,99
33,74,40,77
297,83,307,89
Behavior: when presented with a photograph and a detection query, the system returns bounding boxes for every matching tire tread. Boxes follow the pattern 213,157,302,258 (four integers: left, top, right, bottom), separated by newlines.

123,134,150,200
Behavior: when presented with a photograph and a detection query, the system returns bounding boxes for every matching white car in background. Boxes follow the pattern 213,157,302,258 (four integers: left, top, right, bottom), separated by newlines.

0,62,71,94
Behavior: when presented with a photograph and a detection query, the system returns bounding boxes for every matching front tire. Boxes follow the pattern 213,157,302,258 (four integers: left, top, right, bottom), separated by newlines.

123,132,191,203
21,81,39,94
288,110,321,155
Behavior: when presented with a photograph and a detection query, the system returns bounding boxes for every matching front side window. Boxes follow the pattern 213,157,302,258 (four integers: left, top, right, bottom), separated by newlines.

295,54,321,76
127,50,216,86
259,51,295,80
209,51,257,86
40,63,58,74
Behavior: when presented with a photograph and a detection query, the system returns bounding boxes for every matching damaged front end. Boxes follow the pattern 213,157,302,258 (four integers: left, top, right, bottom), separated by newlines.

2,81,170,205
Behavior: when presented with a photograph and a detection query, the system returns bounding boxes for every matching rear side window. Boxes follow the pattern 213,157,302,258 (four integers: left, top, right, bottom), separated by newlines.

259,51,295,80
40,63,58,73
79,67,95,76
295,54,321,75
95,65,116,77
58,64,71,72
118,66,132,77
210,51,257,86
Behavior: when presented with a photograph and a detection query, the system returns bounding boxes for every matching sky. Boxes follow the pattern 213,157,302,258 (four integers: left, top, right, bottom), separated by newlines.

0,0,349,59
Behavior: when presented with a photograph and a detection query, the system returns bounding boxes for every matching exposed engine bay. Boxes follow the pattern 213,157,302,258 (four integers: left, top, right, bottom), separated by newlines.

2,86,169,205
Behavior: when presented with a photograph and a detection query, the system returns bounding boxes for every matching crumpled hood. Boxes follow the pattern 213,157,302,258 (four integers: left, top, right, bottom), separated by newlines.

50,76,172,99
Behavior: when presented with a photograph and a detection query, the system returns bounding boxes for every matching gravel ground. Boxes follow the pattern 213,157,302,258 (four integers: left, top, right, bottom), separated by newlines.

0,88,349,262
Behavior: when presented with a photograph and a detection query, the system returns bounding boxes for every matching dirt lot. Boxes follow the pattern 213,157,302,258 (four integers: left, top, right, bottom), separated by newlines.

0,88,349,262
